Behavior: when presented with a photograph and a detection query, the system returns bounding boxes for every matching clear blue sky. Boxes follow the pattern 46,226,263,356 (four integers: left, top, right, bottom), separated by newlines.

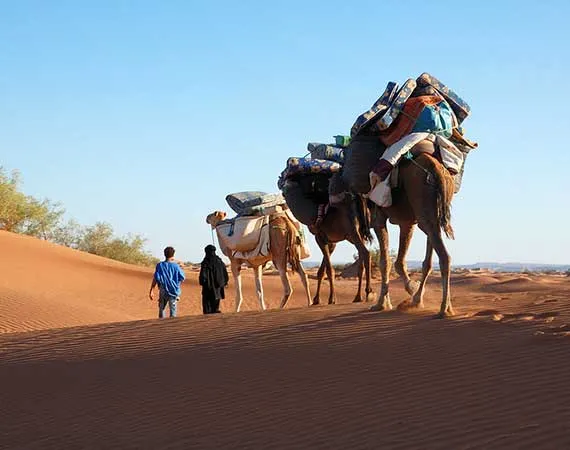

1,1,569,264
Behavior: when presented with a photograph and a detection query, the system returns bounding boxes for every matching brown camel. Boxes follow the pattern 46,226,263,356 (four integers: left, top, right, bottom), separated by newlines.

206,211,311,312
310,194,375,305
367,152,456,317
281,178,385,306
312,198,420,306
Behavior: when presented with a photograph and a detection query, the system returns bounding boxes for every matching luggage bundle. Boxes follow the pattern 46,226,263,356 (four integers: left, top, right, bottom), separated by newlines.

216,191,310,260
225,191,286,217
277,135,351,227
345,72,478,205
276,72,476,225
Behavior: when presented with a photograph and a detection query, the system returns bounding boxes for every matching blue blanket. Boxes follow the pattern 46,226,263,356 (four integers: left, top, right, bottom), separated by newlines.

278,157,341,190
307,143,345,164
225,191,284,216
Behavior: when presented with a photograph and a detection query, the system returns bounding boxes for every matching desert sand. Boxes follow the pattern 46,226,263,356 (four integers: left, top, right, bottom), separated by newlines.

1,230,570,449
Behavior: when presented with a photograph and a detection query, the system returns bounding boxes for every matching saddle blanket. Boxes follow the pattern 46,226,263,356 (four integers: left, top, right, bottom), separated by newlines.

216,212,310,260
216,215,269,253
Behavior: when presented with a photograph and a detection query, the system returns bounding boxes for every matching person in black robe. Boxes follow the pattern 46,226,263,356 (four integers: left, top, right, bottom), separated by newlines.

199,245,229,314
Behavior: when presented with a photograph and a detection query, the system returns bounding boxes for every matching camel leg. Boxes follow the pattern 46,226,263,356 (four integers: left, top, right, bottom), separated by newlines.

231,261,244,313
430,232,454,317
294,262,312,307
394,223,419,296
354,257,364,303
365,242,376,303
312,258,326,306
411,239,433,309
353,241,371,303
370,222,392,311
253,264,266,311
316,235,336,305
277,263,293,309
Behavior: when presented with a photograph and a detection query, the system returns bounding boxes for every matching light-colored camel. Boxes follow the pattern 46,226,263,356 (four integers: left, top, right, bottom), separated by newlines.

368,153,456,317
206,211,311,312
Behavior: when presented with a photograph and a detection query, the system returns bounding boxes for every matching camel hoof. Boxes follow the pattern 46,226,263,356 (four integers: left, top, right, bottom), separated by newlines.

328,299,336,305
405,280,420,296
370,303,391,312
397,300,412,311
365,292,375,303
399,300,424,311
437,309,455,319
353,297,362,303
311,301,319,306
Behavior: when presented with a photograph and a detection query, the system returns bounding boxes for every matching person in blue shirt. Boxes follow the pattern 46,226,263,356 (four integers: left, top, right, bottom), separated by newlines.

149,246,186,318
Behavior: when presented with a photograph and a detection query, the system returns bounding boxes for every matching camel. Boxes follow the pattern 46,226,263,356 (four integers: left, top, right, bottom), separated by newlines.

366,152,456,317
280,172,377,306
311,195,420,306
309,194,375,305
206,210,311,312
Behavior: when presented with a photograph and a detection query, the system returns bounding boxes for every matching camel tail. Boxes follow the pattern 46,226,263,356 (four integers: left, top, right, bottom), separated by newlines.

285,217,301,271
354,194,374,243
431,158,455,240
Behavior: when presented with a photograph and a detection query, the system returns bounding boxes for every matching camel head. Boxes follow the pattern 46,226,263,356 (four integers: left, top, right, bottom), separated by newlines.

206,211,227,228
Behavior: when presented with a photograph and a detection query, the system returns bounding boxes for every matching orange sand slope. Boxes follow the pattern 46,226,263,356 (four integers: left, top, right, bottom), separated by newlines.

0,231,316,333
0,230,158,333
2,302,570,449
2,229,570,335
2,231,570,448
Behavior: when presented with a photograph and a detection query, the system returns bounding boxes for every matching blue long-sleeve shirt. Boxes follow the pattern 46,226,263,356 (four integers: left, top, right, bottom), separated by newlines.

154,261,185,297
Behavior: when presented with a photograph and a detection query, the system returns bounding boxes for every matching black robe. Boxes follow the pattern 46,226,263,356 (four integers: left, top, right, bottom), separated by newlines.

199,254,229,314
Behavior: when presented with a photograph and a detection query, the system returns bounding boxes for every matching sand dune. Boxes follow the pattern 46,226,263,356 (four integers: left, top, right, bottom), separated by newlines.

2,301,570,449
0,231,317,333
1,231,570,448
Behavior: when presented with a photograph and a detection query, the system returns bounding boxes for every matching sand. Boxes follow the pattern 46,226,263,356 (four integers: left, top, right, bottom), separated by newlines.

1,230,570,449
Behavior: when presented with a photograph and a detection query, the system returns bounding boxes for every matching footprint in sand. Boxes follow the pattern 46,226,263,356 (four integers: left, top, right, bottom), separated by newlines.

532,297,560,306
470,309,504,321
471,310,559,324
535,324,570,338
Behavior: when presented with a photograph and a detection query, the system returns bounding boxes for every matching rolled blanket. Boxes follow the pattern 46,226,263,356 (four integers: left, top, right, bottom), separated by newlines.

278,157,342,191
416,72,471,124
372,78,417,132
226,191,284,216
350,81,399,137
284,157,342,177
307,143,345,164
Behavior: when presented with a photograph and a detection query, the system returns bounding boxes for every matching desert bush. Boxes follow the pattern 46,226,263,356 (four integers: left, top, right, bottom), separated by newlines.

1,167,158,267
356,247,397,275
0,168,65,237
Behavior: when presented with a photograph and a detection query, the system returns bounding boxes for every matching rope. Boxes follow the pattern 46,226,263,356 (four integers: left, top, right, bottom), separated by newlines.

404,151,434,185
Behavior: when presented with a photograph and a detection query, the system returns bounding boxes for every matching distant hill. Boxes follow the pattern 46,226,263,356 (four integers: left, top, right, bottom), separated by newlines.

454,262,570,272
304,259,570,273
